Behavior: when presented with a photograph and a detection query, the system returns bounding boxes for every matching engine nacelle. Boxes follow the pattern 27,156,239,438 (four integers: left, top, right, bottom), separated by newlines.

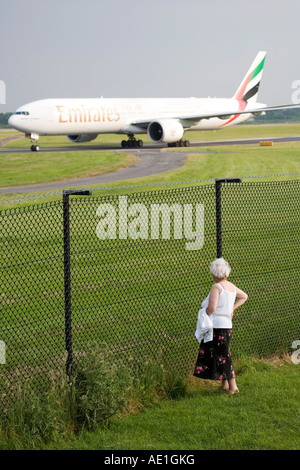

67,134,98,143
147,119,184,143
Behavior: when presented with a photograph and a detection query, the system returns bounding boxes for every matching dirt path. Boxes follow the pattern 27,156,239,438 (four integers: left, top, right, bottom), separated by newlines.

0,133,23,147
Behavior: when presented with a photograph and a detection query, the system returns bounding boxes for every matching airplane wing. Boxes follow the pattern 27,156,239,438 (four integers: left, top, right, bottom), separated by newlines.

131,103,300,129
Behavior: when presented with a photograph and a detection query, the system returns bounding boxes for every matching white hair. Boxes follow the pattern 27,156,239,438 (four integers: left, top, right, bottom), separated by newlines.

209,258,231,279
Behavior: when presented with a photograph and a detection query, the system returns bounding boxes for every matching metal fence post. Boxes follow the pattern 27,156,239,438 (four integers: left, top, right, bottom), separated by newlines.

63,189,91,378
215,178,242,258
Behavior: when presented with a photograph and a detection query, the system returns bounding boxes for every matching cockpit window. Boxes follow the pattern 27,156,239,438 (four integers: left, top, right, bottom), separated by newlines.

15,111,30,116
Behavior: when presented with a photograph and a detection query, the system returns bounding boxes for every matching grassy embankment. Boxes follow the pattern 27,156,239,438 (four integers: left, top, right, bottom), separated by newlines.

1,356,298,450
41,357,299,451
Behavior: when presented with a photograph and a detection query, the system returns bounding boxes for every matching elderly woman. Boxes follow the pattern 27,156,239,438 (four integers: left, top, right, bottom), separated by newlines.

194,258,248,394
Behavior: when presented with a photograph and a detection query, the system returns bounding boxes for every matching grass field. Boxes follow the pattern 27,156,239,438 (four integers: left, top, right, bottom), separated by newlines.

1,356,298,450
0,123,300,208
38,357,299,451
0,150,139,188
2,142,300,191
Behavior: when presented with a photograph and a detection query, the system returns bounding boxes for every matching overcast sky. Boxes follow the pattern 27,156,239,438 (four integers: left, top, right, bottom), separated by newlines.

1,0,300,112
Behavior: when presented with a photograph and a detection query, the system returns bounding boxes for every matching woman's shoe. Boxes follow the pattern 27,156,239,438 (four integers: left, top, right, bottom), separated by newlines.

226,388,239,395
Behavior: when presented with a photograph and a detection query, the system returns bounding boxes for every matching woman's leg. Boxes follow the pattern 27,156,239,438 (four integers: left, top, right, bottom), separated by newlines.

227,377,239,394
221,379,229,391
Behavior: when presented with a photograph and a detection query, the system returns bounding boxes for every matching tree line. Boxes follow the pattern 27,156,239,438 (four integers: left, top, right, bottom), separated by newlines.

246,108,300,124
0,112,13,128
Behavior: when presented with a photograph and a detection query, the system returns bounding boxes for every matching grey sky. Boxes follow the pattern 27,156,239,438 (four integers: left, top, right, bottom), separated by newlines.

1,0,300,112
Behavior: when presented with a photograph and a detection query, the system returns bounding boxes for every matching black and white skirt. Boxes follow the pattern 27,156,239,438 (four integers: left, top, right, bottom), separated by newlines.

193,328,235,381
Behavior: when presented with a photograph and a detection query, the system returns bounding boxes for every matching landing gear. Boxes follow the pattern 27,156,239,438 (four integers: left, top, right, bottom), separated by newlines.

121,134,143,148
168,139,190,148
27,133,40,152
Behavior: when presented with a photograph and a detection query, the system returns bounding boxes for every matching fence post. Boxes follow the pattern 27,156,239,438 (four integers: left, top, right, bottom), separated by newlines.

63,189,92,378
215,178,241,258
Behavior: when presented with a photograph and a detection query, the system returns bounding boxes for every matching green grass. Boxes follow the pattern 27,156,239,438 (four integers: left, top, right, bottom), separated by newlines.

0,123,299,200
167,142,300,180
2,142,300,192
0,132,21,141
0,150,139,188
1,142,300,210
38,357,299,450
185,122,300,141
0,123,300,189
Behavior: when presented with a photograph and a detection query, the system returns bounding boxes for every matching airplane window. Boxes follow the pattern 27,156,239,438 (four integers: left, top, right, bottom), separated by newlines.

15,111,30,115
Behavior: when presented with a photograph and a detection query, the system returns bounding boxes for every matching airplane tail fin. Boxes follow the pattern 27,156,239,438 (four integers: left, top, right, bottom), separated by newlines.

234,51,266,104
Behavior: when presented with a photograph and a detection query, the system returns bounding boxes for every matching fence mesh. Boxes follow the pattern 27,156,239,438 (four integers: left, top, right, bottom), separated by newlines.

1,178,300,404
221,179,300,356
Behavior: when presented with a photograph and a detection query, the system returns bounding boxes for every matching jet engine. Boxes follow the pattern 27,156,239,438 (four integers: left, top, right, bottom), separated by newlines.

67,134,98,143
147,120,184,143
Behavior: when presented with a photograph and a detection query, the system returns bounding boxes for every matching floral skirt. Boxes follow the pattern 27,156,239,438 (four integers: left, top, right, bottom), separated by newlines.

193,328,235,381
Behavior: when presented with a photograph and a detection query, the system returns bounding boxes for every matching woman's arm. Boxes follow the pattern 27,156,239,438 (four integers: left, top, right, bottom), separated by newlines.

206,284,221,315
232,287,248,316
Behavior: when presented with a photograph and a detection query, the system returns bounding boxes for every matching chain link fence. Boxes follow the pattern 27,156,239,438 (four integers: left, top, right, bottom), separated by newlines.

1,178,300,404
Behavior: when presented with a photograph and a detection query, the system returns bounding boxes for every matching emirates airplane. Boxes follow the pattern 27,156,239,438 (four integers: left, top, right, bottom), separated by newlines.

8,51,299,151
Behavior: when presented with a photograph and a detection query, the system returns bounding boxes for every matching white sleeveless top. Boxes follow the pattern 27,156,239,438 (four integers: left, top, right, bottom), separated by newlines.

202,283,236,329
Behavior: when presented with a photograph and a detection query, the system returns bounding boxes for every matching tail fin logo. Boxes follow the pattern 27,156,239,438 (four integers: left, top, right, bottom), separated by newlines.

220,51,266,128
234,51,266,105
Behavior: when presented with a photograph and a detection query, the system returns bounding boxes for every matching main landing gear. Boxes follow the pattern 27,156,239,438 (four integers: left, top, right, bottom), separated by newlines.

121,134,143,148
167,139,190,148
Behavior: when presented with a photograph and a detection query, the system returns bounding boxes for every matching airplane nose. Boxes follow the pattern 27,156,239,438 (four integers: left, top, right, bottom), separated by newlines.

8,114,23,132
8,115,14,127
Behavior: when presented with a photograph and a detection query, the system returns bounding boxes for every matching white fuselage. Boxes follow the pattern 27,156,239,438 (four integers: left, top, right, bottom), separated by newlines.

11,52,297,149
9,97,251,137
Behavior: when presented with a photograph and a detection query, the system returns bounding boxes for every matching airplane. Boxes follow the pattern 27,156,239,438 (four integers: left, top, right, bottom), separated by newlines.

8,51,300,152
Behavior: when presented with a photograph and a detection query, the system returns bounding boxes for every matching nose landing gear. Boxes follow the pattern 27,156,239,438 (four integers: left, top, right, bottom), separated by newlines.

26,133,40,152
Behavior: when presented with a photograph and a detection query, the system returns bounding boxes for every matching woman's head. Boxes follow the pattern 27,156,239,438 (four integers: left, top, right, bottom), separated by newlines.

209,257,231,280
